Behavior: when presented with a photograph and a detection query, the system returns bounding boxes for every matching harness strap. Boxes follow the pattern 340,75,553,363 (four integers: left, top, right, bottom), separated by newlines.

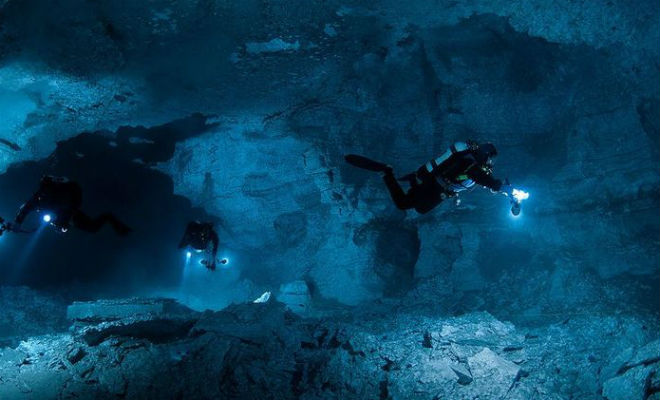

425,142,469,173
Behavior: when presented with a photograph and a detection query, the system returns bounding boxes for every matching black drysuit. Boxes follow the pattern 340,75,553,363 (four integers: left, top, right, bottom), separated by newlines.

384,143,503,214
178,221,219,269
15,176,131,235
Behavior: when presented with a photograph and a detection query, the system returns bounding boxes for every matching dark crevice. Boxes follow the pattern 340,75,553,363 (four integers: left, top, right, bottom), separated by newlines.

0,138,21,151
81,318,198,346
422,331,433,348
637,97,660,154
341,341,366,357
379,379,390,400
0,114,219,299
616,358,660,376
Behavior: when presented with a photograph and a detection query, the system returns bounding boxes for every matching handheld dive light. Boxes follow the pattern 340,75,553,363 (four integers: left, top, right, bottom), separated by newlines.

509,189,529,217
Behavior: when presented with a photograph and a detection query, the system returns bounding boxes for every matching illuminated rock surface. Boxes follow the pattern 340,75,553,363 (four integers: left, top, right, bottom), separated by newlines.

0,0,657,398
0,0,657,307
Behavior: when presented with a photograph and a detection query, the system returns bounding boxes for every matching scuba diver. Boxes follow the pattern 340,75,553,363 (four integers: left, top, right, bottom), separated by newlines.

7,175,132,235
178,221,224,271
0,216,10,236
345,140,516,214
0,216,34,236
0,216,9,236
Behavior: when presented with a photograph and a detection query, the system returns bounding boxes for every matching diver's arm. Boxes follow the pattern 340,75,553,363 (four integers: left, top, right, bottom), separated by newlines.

467,167,503,192
15,196,39,225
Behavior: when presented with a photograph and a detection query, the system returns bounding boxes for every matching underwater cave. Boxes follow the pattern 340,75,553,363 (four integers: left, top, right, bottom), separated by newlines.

0,0,658,399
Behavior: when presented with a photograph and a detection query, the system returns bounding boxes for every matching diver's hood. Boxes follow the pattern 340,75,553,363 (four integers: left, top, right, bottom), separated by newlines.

476,143,497,162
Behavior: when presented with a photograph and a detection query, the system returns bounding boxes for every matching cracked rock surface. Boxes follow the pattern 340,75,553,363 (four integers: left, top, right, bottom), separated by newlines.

0,297,657,399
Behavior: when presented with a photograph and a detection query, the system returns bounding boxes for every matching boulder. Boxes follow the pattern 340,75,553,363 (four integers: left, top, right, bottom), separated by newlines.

603,365,655,400
277,280,312,315
468,348,521,399
602,340,660,400
450,363,473,385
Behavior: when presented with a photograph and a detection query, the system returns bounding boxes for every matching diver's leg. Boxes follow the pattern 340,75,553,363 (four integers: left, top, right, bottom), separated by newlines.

71,211,102,233
99,213,132,236
383,170,414,210
345,154,391,172
204,249,216,270
72,211,132,235
398,173,419,187
413,180,445,214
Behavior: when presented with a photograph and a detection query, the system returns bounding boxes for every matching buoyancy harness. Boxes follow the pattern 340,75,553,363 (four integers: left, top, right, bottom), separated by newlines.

416,141,480,193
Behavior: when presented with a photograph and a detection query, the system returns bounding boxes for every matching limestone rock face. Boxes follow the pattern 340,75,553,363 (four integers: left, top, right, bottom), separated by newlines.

467,348,521,399
0,0,657,310
0,297,657,400
277,280,312,315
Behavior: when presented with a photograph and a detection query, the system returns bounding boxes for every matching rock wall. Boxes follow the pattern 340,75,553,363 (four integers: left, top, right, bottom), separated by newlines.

0,0,657,323
0,2,657,398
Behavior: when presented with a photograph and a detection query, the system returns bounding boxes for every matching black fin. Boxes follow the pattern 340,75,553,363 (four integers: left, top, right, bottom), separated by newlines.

344,154,390,172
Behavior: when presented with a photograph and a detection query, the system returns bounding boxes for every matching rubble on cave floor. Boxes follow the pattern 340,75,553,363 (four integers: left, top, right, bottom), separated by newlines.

0,297,657,399
0,287,68,349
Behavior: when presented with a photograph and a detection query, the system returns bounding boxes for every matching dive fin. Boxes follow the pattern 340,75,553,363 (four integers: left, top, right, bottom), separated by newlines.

344,154,390,172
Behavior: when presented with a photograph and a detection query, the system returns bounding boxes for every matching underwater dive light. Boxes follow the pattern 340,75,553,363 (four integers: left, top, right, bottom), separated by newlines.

512,189,529,202
509,188,529,217
186,251,192,258
42,214,52,223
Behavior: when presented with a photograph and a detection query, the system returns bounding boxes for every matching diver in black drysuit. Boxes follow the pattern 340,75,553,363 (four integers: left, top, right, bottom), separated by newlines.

0,216,10,236
346,141,513,214
10,175,132,235
1,216,34,236
178,221,221,270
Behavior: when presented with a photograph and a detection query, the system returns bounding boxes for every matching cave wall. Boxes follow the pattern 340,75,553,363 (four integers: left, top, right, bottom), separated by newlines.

0,0,657,313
